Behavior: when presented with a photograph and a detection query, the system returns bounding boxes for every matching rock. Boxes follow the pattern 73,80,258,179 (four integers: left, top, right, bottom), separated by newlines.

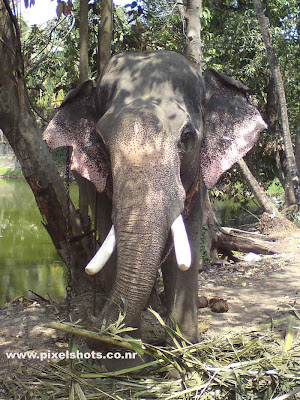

198,296,209,308
244,252,261,262
208,298,229,313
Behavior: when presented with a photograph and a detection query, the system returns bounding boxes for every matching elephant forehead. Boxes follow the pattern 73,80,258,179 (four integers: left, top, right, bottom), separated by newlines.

113,121,174,167
98,107,180,161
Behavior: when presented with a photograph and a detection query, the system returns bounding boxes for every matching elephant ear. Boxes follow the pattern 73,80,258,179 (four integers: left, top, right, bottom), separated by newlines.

43,79,109,192
201,68,267,189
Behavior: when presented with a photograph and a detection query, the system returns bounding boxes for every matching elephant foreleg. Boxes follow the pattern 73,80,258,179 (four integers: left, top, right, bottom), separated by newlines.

162,189,204,343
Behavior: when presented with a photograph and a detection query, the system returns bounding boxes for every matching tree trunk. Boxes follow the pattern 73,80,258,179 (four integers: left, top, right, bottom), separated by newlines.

98,0,113,75
265,77,287,193
79,0,89,82
78,0,90,226
185,0,202,70
274,149,286,190
211,227,277,256
0,0,92,290
296,117,300,178
252,0,299,203
238,158,298,233
238,158,279,215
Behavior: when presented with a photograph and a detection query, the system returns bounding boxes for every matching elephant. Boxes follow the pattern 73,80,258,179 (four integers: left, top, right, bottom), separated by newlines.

43,50,266,347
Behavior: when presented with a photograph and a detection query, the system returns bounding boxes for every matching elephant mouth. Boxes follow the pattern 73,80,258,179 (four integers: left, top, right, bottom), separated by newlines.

85,213,191,275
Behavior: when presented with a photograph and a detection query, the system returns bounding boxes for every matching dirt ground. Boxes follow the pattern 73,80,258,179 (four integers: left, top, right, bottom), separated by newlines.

198,252,300,335
0,239,299,397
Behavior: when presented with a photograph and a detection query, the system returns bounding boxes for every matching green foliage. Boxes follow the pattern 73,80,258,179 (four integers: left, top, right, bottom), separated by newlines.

0,168,22,177
22,15,79,125
266,177,285,198
22,0,100,125
113,0,185,53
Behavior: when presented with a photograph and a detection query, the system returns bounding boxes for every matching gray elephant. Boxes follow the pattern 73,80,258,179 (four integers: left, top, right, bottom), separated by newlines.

43,50,266,346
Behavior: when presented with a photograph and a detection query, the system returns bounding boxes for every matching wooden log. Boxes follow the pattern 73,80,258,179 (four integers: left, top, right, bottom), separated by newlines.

215,226,278,255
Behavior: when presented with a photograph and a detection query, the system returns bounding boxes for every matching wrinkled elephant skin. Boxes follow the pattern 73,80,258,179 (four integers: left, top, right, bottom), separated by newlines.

43,51,266,347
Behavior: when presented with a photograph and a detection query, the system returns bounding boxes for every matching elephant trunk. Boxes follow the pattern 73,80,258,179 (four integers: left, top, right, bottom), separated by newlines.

98,210,168,328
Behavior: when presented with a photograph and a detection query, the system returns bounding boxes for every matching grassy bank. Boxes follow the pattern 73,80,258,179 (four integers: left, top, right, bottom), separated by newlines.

0,167,23,178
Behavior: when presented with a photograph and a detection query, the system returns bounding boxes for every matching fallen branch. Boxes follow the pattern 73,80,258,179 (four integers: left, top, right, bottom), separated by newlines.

48,321,147,354
217,226,278,255
206,207,300,260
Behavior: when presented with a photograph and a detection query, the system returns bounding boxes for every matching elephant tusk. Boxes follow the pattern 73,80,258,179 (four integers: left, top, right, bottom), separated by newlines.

85,226,116,275
171,215,192,271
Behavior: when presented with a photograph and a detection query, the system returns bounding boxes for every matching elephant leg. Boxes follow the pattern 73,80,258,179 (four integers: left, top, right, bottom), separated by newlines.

162,188,204,343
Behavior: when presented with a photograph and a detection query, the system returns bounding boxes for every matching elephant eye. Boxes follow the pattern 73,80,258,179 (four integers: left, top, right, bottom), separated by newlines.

179,126,196,154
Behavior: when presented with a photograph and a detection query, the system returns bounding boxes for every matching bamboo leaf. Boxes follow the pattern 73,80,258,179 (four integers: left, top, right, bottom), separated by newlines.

283,316,295,351
68,382,75,400
74,383,87,400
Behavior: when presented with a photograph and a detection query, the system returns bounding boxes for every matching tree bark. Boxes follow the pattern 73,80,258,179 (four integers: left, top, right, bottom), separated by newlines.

79,0,89,82
98,0,113,75
274,149,286,190
295,117,300,178
0,0,92,289
252,0,299,203
78,0,90,226
238,158,279,215
265,78,287,191
212,227,278,255
185,0,202,70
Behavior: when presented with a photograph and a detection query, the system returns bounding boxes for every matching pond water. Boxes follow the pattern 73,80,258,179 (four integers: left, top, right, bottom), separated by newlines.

213,198,260,227
0,179,66,307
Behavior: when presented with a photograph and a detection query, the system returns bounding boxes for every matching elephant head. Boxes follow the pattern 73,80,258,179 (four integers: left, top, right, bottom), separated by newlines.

43,51,266,343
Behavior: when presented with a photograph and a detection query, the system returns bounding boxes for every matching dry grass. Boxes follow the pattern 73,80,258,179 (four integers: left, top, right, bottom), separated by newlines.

2,311,300,399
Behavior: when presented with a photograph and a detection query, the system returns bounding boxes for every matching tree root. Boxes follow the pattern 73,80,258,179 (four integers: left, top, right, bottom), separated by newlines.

206,213,300,263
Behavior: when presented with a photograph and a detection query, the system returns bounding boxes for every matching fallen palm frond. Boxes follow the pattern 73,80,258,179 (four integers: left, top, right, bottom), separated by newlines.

2,311,300,399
